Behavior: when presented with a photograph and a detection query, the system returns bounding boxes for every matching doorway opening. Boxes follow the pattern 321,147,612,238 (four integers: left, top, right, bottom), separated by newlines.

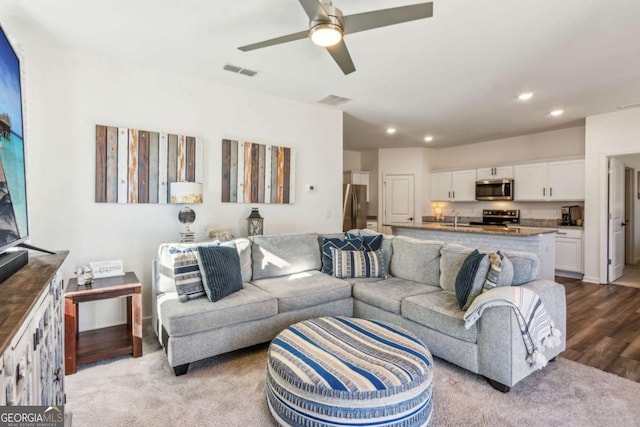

607,154,639,287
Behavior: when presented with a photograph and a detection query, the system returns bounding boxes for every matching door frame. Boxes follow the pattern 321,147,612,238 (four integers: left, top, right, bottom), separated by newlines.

601,152,640,284
625,167,635,265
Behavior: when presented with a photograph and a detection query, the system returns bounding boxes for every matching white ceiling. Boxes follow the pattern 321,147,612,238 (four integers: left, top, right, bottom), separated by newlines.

2,0,640,150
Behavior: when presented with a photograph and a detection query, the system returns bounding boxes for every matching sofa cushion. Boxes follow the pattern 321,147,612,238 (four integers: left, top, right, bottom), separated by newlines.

331,248,386,279
250,233,321,280
390,236,443,286
321,237,364,274
454,250,490,310
439,243,473,292
504,250,539,285
251,270,351,313
402,291,478,343
158,283,277,337
353,277,440,314
197,245,244,303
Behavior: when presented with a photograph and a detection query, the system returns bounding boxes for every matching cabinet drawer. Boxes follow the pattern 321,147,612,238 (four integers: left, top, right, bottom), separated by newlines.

555,228,582,239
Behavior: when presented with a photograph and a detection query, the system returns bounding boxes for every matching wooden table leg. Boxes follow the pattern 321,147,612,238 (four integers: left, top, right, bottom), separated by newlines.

64,297,77,375
132,288,142,357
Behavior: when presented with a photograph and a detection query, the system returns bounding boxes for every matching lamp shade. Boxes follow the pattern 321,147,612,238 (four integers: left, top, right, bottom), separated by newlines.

170,182,203,204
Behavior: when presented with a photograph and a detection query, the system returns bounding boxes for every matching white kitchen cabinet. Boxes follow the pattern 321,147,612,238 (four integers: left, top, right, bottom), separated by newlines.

555,228,583,276
430,169,476,201
430,172,453,201
514,160,585,201
366,220,378,232
514,163,548,200
548,160,585,200
344,170,370,202
476,166,513,180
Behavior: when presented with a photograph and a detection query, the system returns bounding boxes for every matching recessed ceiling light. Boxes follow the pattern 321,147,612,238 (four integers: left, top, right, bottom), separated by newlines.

424,136,433,142
549,109,564,117
386,127,396,134
518,92,534,101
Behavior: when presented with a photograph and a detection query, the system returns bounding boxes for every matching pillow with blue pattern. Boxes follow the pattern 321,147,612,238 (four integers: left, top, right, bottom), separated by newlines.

196,244,243,303
331,248,386,279
345,232,383,251
321,237,363,274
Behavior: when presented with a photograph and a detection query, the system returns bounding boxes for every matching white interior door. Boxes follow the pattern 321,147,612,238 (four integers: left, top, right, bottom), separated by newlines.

384,174,415,226
608,157,625,282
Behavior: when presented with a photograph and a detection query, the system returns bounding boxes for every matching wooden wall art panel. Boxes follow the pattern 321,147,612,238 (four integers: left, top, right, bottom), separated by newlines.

221,139,295,204
95,125,202,203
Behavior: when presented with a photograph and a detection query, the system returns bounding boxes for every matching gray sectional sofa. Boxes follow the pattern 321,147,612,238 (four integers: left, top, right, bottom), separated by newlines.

152,231,566,391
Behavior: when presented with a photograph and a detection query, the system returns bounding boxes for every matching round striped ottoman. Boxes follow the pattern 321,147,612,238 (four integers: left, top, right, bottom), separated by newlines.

267,316,433,427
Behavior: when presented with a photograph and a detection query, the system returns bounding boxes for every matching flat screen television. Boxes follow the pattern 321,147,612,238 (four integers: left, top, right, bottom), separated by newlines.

0,23,30,277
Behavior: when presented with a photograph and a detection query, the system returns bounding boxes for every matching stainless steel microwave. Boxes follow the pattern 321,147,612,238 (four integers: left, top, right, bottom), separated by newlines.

475,179,514,201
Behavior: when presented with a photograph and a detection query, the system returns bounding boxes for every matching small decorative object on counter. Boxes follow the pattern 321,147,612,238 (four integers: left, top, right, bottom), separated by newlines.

75,266,94,285
247,207,264,236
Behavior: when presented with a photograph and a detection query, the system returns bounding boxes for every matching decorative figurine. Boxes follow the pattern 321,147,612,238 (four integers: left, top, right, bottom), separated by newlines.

75,266,94,285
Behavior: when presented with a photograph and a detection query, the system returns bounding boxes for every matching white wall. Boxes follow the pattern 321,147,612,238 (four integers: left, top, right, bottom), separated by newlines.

377,147,432,231
432,126,585,170
17,32,343,331
585,108,640,283
343,150,362,171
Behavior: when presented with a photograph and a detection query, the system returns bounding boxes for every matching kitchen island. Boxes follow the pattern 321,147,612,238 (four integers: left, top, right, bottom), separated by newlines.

390,223,557,280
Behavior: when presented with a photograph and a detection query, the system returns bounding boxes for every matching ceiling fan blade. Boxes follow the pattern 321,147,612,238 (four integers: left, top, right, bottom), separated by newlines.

238,30,309,52
343,2,433,35
298,0,330,21
326,40,356,75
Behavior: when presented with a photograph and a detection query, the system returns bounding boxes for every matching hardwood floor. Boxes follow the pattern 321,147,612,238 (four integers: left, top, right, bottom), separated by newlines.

558,276,640,382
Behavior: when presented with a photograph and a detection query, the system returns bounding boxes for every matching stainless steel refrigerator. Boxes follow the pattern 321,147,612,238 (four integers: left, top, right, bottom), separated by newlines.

342,184,368,231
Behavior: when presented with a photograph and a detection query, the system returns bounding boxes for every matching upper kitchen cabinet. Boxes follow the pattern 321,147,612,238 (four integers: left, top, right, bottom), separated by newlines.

547,160,585,200
514,163,548,200
430,169,476,201
514,159,585,201
344,170,370,202
476,166,513,180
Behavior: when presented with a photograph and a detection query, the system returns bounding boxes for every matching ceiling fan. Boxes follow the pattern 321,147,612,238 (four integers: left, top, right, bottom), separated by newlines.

238,0,434,75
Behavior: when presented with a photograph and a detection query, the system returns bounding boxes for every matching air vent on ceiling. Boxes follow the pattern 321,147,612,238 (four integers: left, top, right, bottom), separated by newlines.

223,64,258,77
617,101,640,110
317,94,352,108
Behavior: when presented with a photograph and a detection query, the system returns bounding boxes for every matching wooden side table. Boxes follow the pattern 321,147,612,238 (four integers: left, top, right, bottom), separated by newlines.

64,272,142,374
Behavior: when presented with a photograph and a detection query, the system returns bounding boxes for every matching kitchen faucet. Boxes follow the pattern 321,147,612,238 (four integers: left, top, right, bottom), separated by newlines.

452,211,460,229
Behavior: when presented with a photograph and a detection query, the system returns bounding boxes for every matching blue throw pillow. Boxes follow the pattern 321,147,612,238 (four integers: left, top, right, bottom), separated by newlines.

196,244,243,303
455,250,489,311
345,232,383,251
321,237,363,274
331,248,386,279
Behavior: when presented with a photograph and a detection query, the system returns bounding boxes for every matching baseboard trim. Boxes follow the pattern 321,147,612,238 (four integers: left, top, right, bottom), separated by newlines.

582,275,601,284
555,270,583,280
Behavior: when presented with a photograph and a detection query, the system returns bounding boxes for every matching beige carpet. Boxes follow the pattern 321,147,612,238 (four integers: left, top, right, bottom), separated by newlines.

612,263,640,289
66,325,640,427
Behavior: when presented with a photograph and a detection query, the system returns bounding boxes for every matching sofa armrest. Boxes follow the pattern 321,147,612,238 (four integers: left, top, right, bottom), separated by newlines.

476,279,566,387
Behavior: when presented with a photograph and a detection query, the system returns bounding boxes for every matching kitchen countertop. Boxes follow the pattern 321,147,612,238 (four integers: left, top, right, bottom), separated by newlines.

388,222,558,236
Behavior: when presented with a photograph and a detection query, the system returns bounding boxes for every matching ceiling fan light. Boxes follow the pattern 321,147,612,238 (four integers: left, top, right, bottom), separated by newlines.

310,23,343,47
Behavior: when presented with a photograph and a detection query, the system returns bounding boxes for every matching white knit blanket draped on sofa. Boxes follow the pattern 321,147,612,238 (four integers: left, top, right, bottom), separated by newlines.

463,286,562,369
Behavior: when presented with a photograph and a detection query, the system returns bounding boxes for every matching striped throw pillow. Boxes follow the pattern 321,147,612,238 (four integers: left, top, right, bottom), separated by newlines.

168,247,207,302
331,248,386,279
321,237,364,274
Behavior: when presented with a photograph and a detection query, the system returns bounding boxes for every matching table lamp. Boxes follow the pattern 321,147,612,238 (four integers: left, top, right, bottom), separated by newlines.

170,182,203,242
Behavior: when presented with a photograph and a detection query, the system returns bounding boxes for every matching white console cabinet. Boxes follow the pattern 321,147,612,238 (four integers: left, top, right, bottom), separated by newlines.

0,252,68,406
